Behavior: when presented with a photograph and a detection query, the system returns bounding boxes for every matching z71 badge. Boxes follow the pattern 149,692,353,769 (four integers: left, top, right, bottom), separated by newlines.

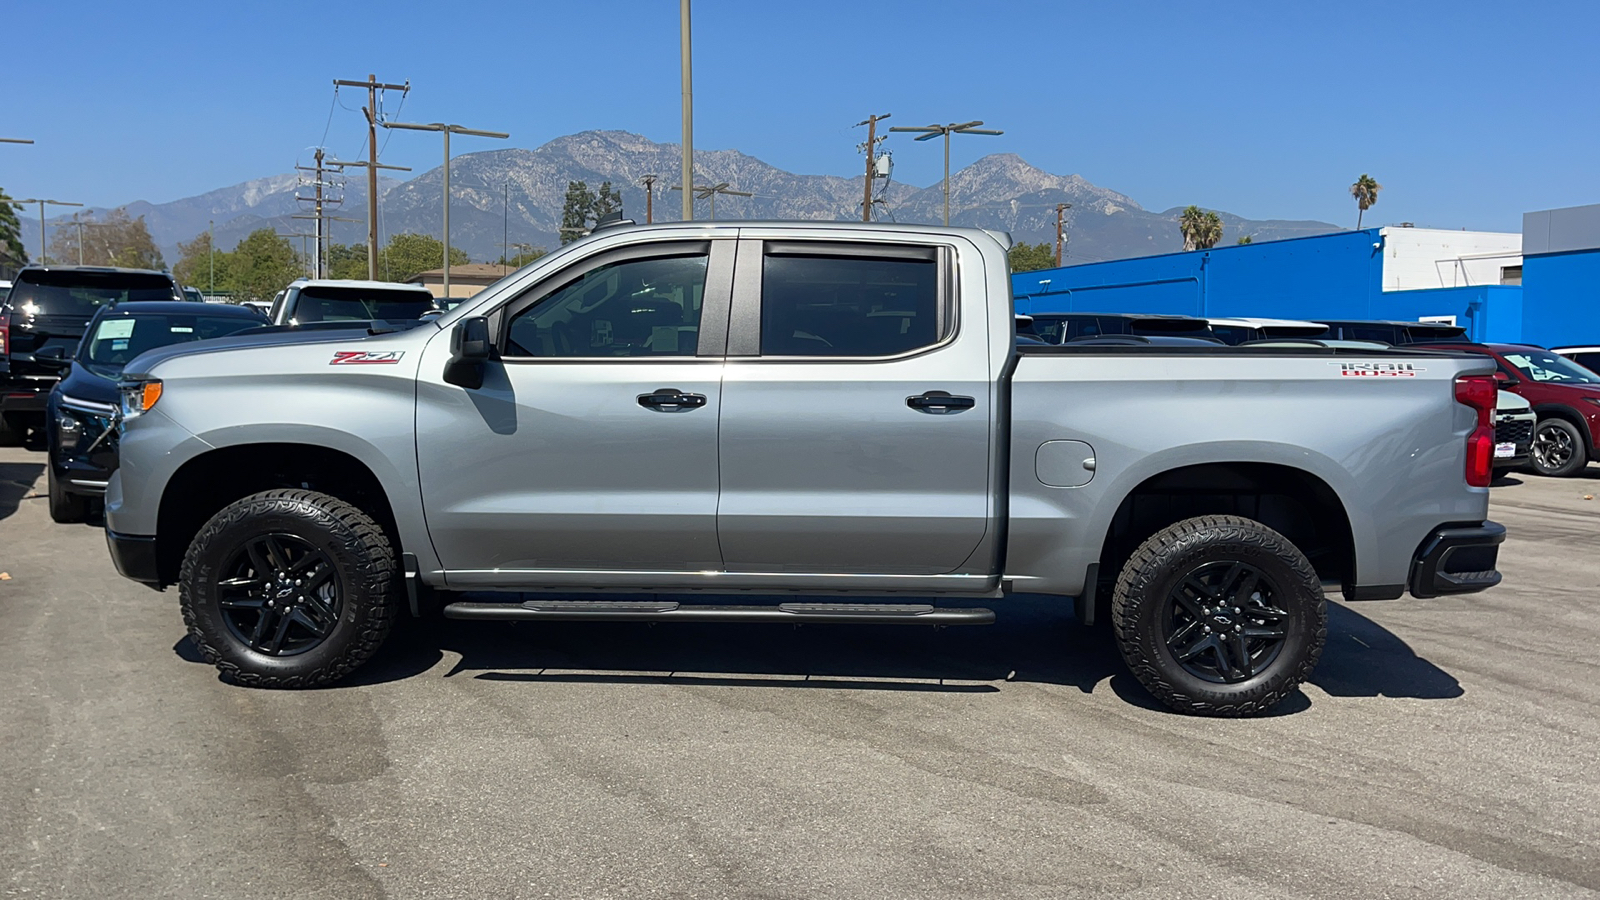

330,350,405,365
1331,362,1423,377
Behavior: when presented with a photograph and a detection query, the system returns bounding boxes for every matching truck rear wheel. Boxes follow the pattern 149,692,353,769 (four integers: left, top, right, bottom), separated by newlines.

179,489,398,688
1110,515,1326,717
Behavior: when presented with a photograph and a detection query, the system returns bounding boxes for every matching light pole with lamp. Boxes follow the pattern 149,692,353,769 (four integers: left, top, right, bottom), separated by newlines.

16,198,84,265
382,121,509,299
888,121,1003,226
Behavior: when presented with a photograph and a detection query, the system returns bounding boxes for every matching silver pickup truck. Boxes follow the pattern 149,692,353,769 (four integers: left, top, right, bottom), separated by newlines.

102,222,1505,716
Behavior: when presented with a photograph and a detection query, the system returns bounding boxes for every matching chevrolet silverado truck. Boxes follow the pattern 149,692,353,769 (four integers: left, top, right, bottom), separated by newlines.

102,222,1506,716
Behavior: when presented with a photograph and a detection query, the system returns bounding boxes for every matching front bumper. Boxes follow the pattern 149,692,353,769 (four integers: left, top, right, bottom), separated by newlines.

1494,414,1535,469
105,530,162,586
1409,521,1506,599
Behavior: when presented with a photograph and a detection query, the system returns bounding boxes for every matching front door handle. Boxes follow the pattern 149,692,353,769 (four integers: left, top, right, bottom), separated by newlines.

638,388,708,412
907,390,976,414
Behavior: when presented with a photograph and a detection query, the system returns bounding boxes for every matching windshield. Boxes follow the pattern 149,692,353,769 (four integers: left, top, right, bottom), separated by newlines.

292,286,437,323
81,312,262,378
1502,350,1600,385
7,271,177,316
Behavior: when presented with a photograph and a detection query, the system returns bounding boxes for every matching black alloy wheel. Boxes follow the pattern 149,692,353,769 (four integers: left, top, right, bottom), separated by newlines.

180,489,398,688
1162,561,1287,684
1111,515,1326,717
217,533,344,656
1531,418,1587,477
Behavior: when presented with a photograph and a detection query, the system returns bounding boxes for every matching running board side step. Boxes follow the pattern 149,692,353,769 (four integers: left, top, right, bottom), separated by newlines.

442,600,995,626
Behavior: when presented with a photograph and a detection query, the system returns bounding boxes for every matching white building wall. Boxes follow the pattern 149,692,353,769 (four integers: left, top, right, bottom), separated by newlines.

1378,227,1522,291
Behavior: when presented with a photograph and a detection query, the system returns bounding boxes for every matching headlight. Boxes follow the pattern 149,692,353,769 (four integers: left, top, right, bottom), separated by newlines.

118,379,163,420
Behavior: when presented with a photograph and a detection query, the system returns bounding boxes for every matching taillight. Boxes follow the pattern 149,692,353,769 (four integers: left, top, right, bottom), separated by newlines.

1455,374,1496,487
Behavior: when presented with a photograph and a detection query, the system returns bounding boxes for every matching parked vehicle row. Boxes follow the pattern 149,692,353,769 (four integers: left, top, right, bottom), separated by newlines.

1017,312,1470,347
97,221,1506,718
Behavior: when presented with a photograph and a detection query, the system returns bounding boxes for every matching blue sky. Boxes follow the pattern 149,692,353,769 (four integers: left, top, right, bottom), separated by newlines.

4,0,1596,232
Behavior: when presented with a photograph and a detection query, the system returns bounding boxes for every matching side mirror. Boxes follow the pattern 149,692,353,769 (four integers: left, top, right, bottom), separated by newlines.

443,316,491,390
33,345,72,370
1493,370,1518,385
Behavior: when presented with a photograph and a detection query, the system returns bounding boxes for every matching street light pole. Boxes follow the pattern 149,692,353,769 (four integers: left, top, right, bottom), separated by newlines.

383,121,509,300
208,219,215,295
17,198,84,265
889,121,1003,226
680,0,694,222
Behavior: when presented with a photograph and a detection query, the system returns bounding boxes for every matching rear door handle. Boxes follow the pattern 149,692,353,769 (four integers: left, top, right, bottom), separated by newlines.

638,388,708,412
906,390,976,414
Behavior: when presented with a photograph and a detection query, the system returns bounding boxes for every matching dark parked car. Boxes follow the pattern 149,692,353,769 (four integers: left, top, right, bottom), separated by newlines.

40,301,267,521
1,266,180,441
1020,312,1215,344
1413,342,1600,477
1313,319,1469,345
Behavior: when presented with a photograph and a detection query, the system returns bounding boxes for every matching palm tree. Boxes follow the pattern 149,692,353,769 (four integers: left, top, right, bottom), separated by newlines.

1180,206,1224,251
1351,174,1382,229
1179,205,1205,252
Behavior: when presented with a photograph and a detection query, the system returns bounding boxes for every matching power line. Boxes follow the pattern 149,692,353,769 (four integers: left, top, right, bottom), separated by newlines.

854,113,891,222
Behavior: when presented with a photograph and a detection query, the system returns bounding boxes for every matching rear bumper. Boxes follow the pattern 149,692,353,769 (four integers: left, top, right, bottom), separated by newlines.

0,380,49,413
1409,521,1506,599
105,530,162,586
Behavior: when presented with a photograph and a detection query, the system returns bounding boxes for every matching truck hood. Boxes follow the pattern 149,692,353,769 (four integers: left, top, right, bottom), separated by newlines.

119,322,438,380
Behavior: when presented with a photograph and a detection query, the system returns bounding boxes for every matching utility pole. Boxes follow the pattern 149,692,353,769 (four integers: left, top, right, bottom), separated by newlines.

333,75,409,279
383,121,509,299
641,174,658,224
890,121,1003,226
1054,202,1071,267
71,212,87,265
208,219,215,296
294,148,335,278
855,113,891,222
679,0,694,221
17,198,83,265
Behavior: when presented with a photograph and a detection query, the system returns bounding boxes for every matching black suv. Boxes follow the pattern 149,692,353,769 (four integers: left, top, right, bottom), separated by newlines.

1,266,180,439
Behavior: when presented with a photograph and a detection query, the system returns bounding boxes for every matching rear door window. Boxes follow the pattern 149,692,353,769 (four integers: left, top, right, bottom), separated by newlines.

760,246,944,357
292,287,437,322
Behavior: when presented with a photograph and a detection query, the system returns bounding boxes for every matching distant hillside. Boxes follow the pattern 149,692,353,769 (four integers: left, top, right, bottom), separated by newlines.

23,130,1341,268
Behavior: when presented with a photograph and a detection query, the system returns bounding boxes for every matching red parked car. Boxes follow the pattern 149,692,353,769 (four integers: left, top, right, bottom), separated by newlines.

1415,343,1600,477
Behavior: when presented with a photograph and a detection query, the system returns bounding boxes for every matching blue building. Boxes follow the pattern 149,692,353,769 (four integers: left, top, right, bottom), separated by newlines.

1012,225,1533,343
1522,204,1600,348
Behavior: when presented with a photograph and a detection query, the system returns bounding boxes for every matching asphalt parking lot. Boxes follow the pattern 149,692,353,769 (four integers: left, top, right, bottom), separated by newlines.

2,444,1598,900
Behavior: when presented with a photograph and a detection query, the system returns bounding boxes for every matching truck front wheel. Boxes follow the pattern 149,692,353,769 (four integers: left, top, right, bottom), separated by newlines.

1110,515,1326,717
179,489,398,688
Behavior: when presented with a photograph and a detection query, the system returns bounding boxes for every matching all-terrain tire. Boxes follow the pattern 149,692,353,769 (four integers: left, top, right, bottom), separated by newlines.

46,464,88,523
1110,515,1326,717
179,489,398,688
1530,417,1588,478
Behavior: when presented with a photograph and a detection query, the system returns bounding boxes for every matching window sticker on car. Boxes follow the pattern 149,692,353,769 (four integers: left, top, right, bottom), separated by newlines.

100,319,136,339
330,350,405,365
1330,362,1423,377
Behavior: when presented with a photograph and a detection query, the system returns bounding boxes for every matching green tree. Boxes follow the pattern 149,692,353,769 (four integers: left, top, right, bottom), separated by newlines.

50,208,164,269
1351,173,1382,229
0,189,25,271
1236,235,1253,245
496,245,547,268
1007,241,1056,273
595,181,623,219
559,181,597,245
173,230,233,291
378,232,469,283
230,229,302,301
326,242,369,280
1179,206,1223,251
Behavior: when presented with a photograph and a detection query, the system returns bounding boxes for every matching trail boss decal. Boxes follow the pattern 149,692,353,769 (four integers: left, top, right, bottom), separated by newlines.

1331,362,1423,378
330,350,405,365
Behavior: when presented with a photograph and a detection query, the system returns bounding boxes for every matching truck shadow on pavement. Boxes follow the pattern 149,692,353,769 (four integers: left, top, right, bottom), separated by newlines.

0,462,45,523
290,595,1463,714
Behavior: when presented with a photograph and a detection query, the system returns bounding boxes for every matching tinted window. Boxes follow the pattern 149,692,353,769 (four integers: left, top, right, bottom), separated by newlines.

1406,326,1467,343
82,313,262,377
761,253,939,357
1210,325,1251,345
1129,318,1211,338
1028,317,1065,343
1570,352,1600,372
292,286,436,323
506,253,708,357
1345,324,1400,343
7,270,176,316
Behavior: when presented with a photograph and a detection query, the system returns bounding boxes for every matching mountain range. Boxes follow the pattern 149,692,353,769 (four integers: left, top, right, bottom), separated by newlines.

21,130,1340,270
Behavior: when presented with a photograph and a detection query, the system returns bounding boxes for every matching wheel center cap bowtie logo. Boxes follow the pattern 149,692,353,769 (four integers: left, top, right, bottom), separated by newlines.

1212,614,1232,626
276,585,296,600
